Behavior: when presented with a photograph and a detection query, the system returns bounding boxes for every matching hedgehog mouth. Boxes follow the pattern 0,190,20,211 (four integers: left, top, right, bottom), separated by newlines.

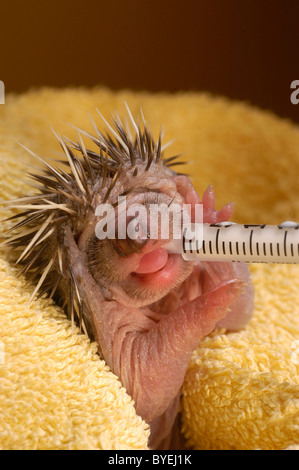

134,247,169,274
131,248,182,288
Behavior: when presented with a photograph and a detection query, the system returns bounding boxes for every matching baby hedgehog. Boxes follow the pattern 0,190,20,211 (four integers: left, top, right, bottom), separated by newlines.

5,107,254,449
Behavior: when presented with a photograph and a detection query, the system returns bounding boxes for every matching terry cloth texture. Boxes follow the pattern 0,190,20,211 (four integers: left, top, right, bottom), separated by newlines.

0,87,298,450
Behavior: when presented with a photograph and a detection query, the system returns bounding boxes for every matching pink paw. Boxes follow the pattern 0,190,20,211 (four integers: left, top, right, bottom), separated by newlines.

202,185,235,223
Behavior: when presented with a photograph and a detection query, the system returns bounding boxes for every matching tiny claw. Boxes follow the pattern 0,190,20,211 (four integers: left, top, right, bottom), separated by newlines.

225,278,245,296
202,185,216,223
211,279,245,306
202,185,215,203
185,188,201,206
216,201,235,222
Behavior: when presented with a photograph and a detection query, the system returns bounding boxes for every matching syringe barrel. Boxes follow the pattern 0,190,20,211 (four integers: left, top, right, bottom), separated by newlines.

182,223,299,263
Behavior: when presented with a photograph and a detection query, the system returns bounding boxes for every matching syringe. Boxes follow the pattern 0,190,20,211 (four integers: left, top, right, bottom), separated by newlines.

166,221,299,263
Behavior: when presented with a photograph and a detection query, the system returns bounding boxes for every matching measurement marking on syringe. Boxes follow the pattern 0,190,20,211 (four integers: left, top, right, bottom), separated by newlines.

209,240,213,254
256,242,259,256
183,228,188,255
243,242,246,255
270,243,273,256
249,230,253,256
277,243,280,256
222,241,226,255
236,241,239,255
229,241,232,255
263,242,266,256
216,229,220,254
284,231,287,257
291,243,294,257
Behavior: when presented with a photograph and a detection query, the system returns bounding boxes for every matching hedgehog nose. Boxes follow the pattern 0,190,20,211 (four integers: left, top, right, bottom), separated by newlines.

134,248,168,274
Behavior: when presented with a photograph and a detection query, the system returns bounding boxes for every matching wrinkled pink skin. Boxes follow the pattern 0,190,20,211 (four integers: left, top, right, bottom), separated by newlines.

64,175,254,449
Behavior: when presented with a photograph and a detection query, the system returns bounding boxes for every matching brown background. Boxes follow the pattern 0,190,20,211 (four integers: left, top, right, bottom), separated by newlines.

1,0,299,122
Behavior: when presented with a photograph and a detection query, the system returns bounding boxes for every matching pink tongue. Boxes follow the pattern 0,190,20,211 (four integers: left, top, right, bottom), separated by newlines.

134,248,168,274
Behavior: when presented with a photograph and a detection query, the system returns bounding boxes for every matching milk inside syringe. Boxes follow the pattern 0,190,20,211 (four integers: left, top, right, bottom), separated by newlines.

165,221,299,264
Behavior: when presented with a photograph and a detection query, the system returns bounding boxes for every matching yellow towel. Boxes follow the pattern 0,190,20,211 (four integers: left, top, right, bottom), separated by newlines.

0,87,298,449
